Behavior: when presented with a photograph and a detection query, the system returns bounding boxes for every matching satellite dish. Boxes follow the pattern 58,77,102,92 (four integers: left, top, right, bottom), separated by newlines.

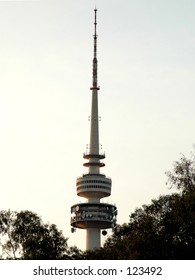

102,230,107,236
71,228,76,233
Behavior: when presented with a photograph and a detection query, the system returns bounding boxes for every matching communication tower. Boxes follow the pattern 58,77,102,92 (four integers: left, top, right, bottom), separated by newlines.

70,9,117,251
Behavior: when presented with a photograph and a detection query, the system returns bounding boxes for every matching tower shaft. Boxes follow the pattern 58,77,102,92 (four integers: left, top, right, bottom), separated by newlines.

87,228,100,250
89,90,100,174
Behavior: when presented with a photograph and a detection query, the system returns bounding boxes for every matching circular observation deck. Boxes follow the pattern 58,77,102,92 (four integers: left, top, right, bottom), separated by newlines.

76,174,111,198
70,202,117,229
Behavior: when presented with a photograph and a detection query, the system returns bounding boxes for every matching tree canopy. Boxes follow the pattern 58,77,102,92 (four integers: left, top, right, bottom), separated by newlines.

0,210,70,259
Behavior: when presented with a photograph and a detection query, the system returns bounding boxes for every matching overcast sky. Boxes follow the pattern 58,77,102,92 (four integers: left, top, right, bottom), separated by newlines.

0,0,195,250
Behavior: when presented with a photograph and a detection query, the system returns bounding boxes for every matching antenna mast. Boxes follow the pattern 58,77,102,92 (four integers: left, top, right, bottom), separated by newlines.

91,8,99,90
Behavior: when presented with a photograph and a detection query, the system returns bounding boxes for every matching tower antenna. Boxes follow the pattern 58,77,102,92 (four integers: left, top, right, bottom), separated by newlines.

94,7,97,37
91,7,99,90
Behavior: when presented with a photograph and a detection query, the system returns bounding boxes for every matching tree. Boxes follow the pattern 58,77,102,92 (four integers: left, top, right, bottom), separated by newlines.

0,210,19,259
0,210,69,259
165,153,195,193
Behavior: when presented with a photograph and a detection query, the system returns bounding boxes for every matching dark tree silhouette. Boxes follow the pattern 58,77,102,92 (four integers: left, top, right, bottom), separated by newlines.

0,210,69,259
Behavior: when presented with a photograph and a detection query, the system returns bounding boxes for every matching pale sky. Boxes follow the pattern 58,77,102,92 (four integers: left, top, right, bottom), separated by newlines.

0,0,195,250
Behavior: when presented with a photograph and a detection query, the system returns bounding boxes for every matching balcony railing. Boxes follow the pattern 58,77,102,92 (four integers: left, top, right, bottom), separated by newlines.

83,151,105,159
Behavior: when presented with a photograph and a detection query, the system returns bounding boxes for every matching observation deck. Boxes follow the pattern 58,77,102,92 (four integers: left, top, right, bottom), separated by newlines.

71,202,117,229
76,173,111,198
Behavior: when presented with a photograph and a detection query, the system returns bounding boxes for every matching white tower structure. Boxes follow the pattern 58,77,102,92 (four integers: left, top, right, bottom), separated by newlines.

71,9,117,251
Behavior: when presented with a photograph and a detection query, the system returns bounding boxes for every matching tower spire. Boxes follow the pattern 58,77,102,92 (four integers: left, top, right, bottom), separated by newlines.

91,8,99,90
94,7,97,37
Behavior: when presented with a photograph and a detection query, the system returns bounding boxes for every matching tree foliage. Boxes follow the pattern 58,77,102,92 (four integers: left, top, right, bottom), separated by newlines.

165,154,195,193
0,210,70,259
